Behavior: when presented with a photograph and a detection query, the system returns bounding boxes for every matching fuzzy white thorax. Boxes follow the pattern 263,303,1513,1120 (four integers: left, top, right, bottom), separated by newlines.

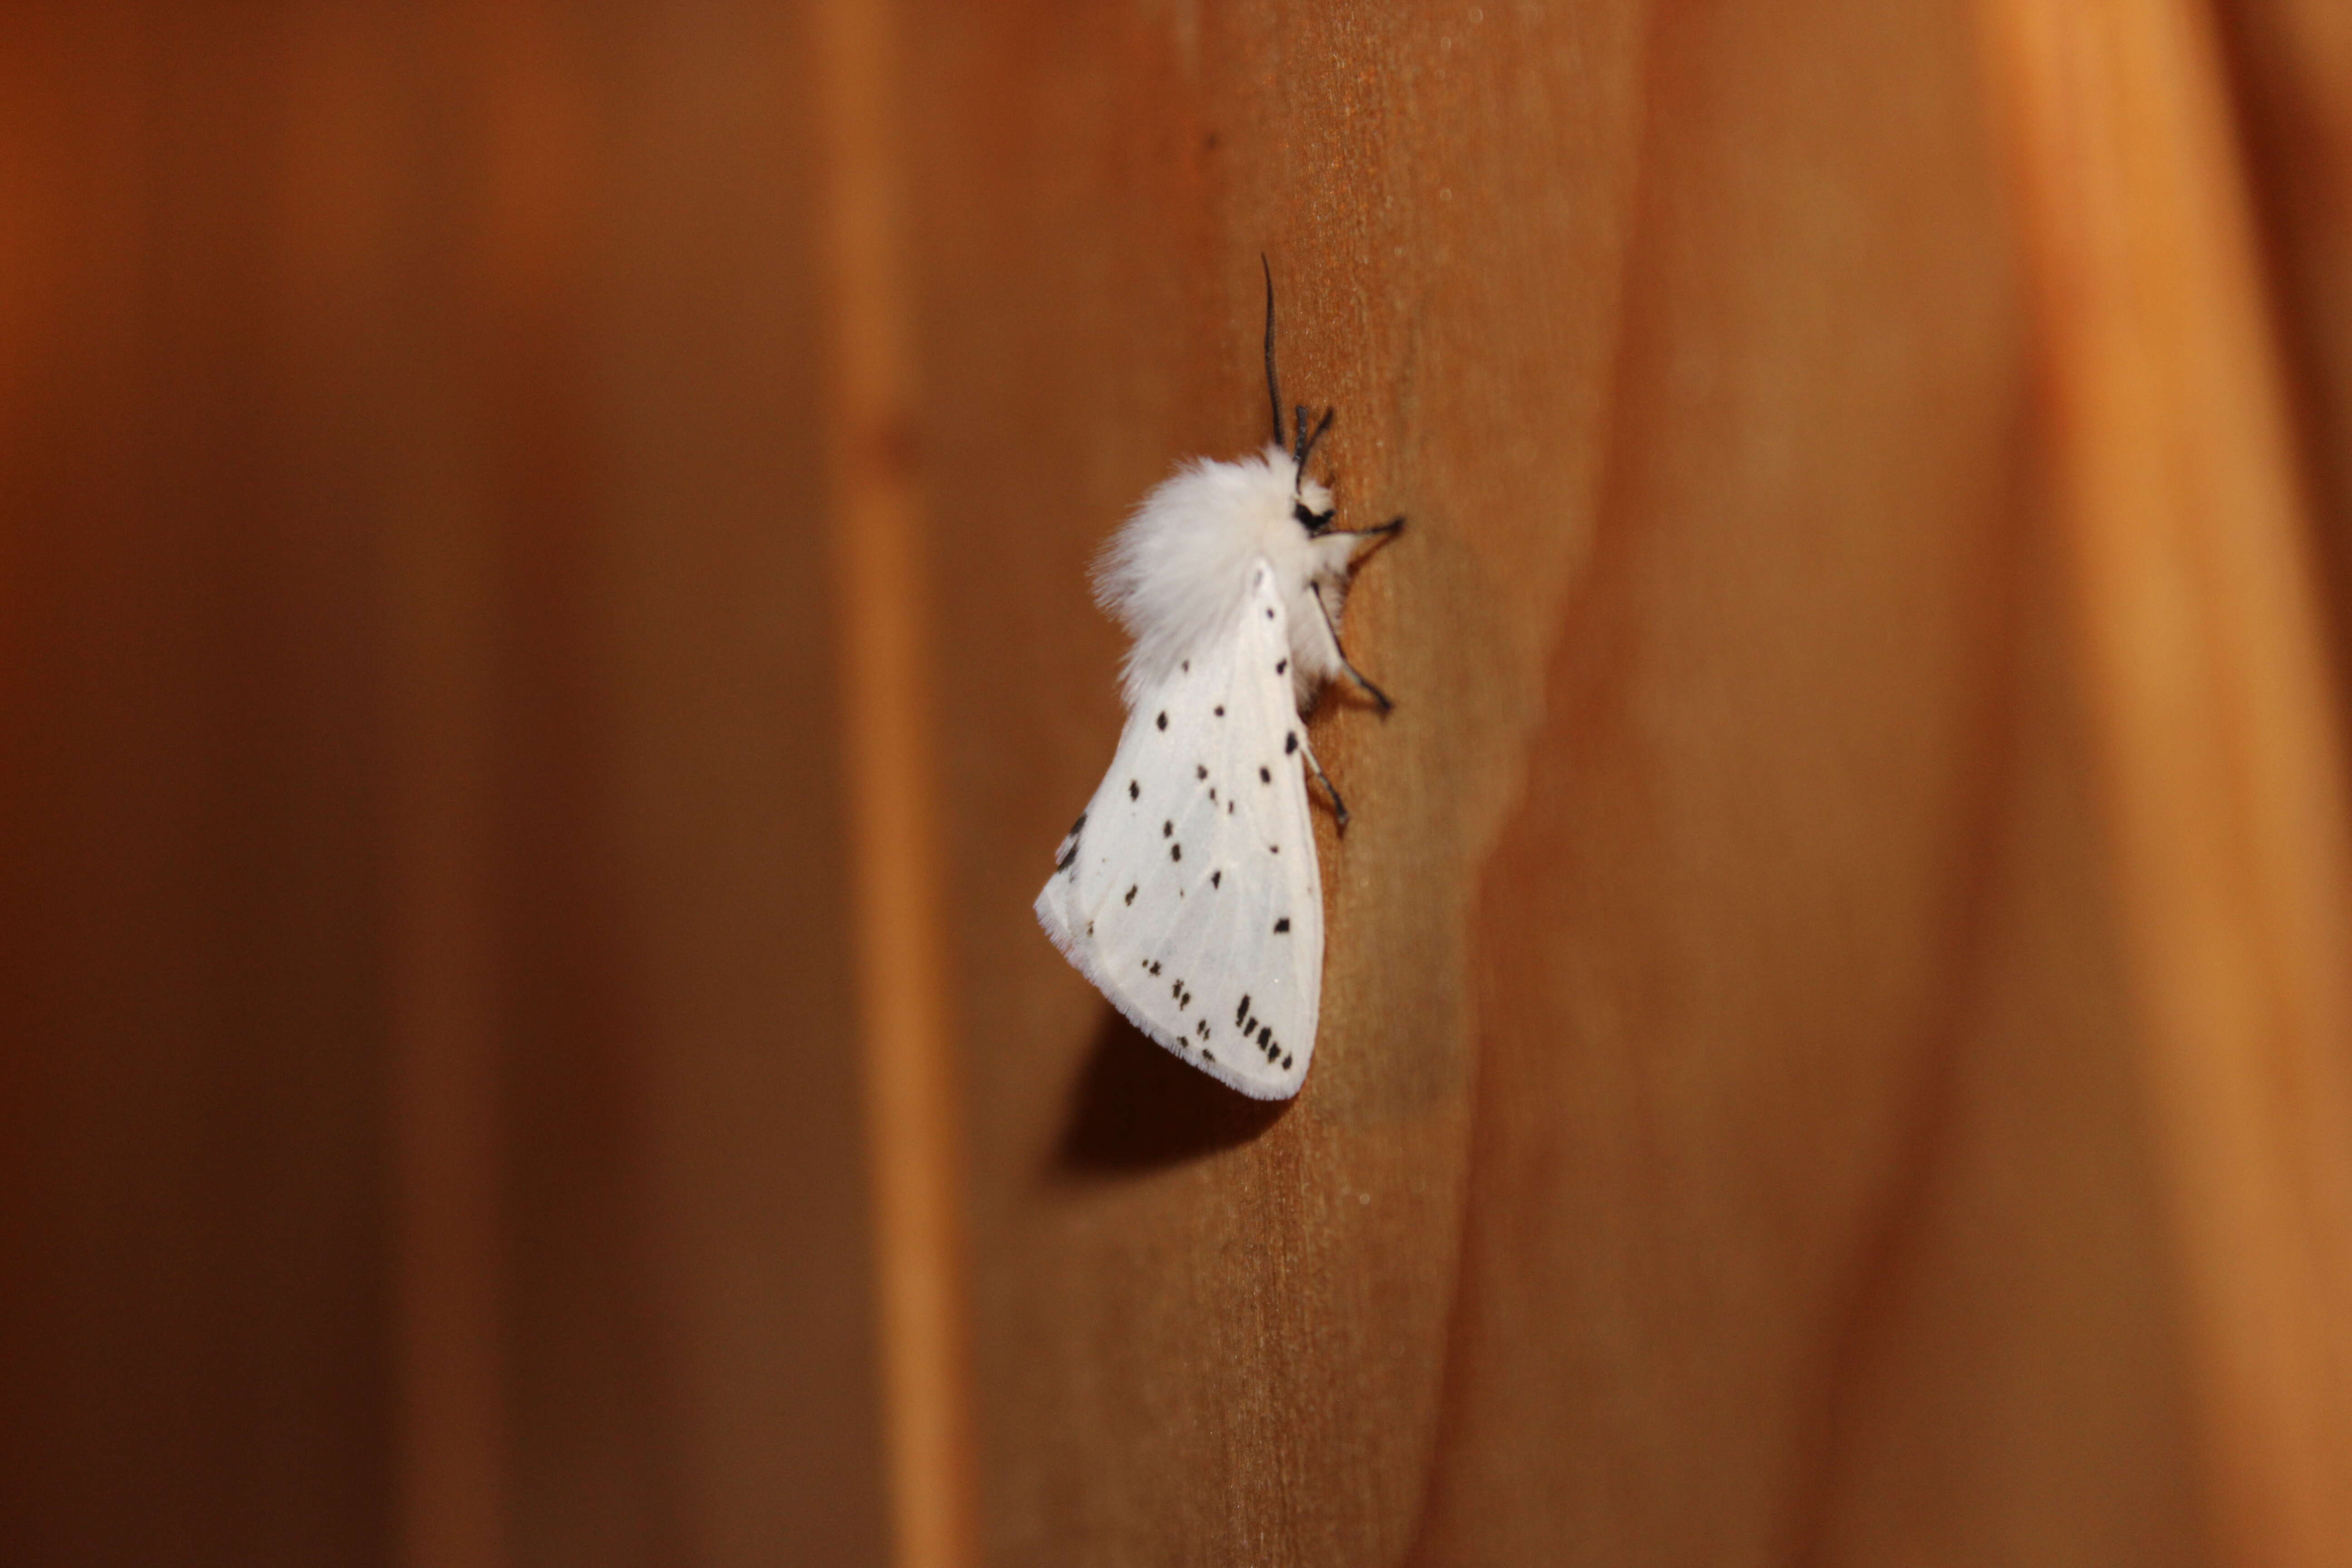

1094,443,1369,712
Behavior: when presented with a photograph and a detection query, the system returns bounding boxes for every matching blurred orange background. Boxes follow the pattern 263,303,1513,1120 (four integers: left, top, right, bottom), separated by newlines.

3,3,2349,1566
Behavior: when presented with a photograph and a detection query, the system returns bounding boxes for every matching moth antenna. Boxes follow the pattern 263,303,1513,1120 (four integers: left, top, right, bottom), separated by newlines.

1261,255,1285,450
1294,405,1335,490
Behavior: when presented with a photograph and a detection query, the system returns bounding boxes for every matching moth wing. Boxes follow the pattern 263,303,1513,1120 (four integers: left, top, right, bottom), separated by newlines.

1035,561,1323,1099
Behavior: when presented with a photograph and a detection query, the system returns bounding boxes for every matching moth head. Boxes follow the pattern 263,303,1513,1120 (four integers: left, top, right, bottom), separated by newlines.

1288,403,1337,534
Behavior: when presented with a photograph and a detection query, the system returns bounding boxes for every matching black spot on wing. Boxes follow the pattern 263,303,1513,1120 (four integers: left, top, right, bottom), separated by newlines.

1274,917,1289,933
1124,885,1136,905
1156,711,1168,730
1276,659,1288,675
1170,843,1182,862
1259,766,1270,783
1162,820,1173,838
1235,995,1250,1028
1210,870,1222,888
1128,779,1139,800
1284,731,1297,754
1214,706,1225,717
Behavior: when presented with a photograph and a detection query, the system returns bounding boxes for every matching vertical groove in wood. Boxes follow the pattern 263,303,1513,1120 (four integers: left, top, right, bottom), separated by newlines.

1980,0,2352,1562
817,0,977,1564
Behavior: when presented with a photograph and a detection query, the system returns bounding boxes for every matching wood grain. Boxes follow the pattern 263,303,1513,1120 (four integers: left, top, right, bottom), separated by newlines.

6,2,2351,1564
819,0,981,1561
1412,0,2201,1557
909,1,1638,1560
0,5,888,1566
1983,0,2352,1559
911,0,2344,1563
0,12,396,1563
2221,0,2352,706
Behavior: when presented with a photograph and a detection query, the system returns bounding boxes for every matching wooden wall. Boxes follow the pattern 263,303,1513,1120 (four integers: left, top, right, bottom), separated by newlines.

0,5,883,1565
1,2,2347,1567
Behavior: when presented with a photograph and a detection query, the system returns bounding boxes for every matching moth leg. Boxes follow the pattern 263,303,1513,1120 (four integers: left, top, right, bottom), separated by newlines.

1309,581,1393,714
1331,514,1406,542
1296,729,1352,831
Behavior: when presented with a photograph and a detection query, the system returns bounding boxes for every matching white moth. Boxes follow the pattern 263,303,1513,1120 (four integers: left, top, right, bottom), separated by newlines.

1035,264,1400,1100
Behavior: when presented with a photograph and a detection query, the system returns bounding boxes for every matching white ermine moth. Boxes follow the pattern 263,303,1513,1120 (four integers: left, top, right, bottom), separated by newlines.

1035,261,1400,1100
